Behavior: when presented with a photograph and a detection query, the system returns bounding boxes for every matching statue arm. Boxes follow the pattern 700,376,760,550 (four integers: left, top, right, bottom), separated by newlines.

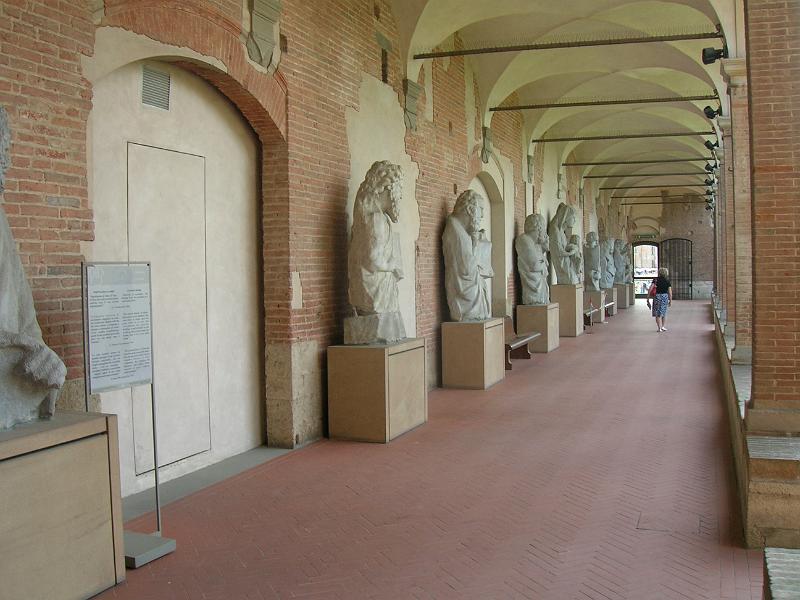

0,330,66,388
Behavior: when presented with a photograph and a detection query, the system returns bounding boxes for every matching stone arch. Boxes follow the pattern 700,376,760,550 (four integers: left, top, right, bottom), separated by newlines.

85,16,294,455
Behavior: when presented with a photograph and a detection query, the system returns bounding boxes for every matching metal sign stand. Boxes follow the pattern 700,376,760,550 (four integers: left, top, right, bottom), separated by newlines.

82,262,176,569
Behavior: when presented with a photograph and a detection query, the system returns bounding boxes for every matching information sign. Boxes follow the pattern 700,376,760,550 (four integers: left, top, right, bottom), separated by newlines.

83,263,153,393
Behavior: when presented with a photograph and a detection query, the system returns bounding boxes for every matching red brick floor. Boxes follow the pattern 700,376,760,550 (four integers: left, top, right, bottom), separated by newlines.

100,300,763,599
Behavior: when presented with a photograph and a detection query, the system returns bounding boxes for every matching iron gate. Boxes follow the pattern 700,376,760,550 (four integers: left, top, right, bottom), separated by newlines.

660,238,693,300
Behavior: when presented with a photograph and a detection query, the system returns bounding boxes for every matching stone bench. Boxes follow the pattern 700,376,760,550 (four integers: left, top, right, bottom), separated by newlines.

583,306,601,330
504,316,540,370
764,547,800,599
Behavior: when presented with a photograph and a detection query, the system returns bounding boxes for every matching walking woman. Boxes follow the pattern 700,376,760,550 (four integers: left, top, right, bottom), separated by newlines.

647,267,673,332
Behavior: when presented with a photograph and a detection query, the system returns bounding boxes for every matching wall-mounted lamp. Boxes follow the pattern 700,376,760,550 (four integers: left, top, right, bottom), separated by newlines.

702,45,728,65
705,162,718,173
704,139,719,150
704,178,716,186
704,105,723,119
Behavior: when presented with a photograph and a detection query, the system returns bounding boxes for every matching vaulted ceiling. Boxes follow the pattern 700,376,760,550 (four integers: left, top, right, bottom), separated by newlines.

392,0,741,221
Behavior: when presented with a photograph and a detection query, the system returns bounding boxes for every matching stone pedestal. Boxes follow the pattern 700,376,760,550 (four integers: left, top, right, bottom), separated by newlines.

442,318,505,389
0,412,125,600
584,290,606,323
615,284,630,309
551,284,584,337
328,338,427,442
517,303,560,353
604,287,618,315
629,284,635,305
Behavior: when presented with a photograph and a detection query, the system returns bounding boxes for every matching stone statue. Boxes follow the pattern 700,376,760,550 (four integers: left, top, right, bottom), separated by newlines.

345,160,406,344
0,107,67,430
569,233,583,286
613,239,626,284
443,189,494,321
548,202,580,284
600,238,617,289
515,213,550,305
623,242,634,283
583,231,601,292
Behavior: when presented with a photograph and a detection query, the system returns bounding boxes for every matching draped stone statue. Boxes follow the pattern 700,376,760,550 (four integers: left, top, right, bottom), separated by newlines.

0,107,67,429
515,213,550,305
345,160,406,344
569,233,583,286
443,189,494,321
548,202,580,284
583,231,602,292
600,238,617,289
623,242,634,283
613,239,626,284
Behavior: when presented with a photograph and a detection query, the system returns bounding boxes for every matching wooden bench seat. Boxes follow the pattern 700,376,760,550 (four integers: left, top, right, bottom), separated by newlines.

504,316,541,370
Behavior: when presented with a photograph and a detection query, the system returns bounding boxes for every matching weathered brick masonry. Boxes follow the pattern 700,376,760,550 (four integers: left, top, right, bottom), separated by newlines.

745,0,800,409
0,0,529,438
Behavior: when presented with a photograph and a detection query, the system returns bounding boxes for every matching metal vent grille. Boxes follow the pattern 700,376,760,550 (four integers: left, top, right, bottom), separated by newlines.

142,66,170,110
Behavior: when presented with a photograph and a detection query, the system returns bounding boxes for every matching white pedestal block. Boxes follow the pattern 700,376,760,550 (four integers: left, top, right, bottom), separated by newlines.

551,284,584,337
517,303,560,353
604,287,618,315
615,284,630,309
442,318,505,389
328,338,427,442
0,412,125,600
584,290,607,323
628,284,635,305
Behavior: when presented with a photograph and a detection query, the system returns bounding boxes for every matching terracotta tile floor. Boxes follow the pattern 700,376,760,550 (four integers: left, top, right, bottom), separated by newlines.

100,300,763,600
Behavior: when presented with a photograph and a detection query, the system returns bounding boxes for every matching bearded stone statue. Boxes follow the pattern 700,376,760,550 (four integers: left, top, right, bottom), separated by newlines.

345,160,406,344
443,189,494,321
0,107,67,429
583,231,602,292
623,242,634,283
515,213,550,305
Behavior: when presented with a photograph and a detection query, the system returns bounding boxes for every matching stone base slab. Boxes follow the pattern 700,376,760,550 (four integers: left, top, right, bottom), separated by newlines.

628,283,635,306
551,284,584,337
615,284,630,309
328,338,427,443
0,412,125,599
344,311,405,345
517,304,559,353
442,318,505,389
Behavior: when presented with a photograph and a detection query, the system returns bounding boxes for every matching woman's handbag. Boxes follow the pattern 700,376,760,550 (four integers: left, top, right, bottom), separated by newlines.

647,280,657,298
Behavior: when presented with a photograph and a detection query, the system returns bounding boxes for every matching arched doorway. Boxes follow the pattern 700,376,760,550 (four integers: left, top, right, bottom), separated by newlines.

632,241,659,296
88,60,264,496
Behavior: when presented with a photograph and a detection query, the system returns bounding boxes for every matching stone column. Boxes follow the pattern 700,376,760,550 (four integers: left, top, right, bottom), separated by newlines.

721,58,753,364
714,133,730,326
718,117,735,330
744,0,800,434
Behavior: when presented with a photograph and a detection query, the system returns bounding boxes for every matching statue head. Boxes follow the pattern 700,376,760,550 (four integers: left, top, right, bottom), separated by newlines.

355,160,403,223
0,107,9,194
552,202,575,232
586,231,598,247
569,234,580,247
524,213,549,246
614,238,625,252
452,189,485,234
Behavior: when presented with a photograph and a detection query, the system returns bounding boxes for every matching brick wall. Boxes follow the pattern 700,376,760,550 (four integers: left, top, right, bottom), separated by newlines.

745,0,800,409
0,0,95,380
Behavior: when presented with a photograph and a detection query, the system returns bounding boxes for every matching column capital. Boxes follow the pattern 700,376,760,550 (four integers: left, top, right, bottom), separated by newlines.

720,58,748,88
